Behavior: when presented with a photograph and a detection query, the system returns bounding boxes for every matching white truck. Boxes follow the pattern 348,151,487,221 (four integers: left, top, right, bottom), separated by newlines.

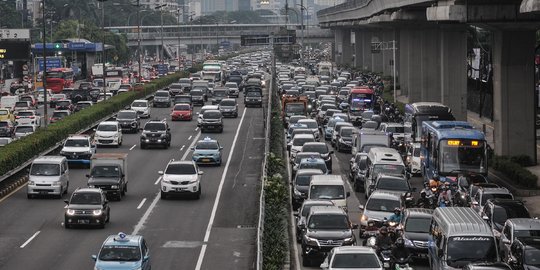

87,153,128,201
351,131,392,156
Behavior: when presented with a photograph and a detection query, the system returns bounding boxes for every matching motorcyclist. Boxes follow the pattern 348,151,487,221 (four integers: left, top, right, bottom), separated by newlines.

387,208,402,223
416,190,431,208
376,226,394,253
391,237,411,266
438,184,452,207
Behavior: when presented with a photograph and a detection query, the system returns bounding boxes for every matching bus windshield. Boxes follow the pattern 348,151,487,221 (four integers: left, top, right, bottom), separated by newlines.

286,103,305,114
439,139,486,174
446,236,497,267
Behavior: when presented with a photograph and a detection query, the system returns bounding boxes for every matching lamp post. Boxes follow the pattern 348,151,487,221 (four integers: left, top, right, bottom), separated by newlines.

40,0,48,127
155,3,167,63
136,1,142,83
177,8,182,70
97,0,107,98
297,1,306,66
190,13,194,66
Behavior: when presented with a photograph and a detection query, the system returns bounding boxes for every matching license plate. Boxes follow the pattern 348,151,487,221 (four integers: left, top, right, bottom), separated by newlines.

78,219,89,224
207,126,214,128
202,158,210,162
71,156,78,159
175,188,186,191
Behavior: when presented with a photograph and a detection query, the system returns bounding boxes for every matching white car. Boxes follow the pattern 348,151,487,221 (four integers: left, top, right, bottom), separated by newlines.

37,89,52,104
94,121,123,147
131,99,151,118
159,160,203,199
320,246,383,270
59,134,96,166
15,110,41,126
297,119,320,141
287,133,315,160
407,143,421,175
14,125,36,138
197,105,219,127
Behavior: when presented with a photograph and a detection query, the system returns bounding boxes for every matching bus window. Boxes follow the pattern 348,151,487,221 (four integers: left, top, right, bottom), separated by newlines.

439,140,486,174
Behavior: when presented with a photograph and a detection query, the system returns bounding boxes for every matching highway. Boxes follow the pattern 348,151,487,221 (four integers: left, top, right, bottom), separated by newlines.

0,88,265,269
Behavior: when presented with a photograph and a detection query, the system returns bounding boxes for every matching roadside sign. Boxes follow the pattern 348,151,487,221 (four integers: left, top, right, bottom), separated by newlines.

0,29,30,40
37,57,62,72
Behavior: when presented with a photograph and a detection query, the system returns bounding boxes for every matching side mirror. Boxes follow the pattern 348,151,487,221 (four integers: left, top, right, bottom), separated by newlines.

472,201,479,206
220,147,223,150
198,171,204,175
143,255,150,262
91,255,97,261
158,171,164,175
93,128,96,131
358,204,365,210
329,150,334,155
482,215,489,221
64,200,69,204
190,147,194,151
346,191,350,198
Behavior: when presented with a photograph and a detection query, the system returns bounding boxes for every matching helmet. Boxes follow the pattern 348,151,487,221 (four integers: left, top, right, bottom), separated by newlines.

420,190,427,197
396,237,404,246
393,207,401,213
429,179,438,188
379,226,388,235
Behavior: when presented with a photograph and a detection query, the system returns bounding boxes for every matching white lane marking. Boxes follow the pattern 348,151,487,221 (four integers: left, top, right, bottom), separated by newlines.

136,198,147,209
181,132,201,160
132,132,201,235
179,145,185,152
20,231,40,248
154,177,162,185
194,108,247,270
195,127,199,131
188,135,192,140
129,144,136,151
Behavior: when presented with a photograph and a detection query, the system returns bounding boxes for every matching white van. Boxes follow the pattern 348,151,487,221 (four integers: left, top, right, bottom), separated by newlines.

364,147,407,197
308,175,350,212
0,95,19,109
27,156,70,199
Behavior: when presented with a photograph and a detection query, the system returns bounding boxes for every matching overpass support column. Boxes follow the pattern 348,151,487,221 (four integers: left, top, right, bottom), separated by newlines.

371,31,383,73
420,27,441,102
354,30,363,69
440,26,467,120
398,29,410,97
361,31,373,72
382,30,395,77
406,29,422,103
334,29,353,67
492,29,536,160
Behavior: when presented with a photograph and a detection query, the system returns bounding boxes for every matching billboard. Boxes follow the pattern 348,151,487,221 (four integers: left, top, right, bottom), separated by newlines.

37,57,63,72
0,41,30,60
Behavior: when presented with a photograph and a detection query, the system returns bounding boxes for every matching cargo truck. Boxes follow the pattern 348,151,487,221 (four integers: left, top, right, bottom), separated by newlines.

87,153,128,201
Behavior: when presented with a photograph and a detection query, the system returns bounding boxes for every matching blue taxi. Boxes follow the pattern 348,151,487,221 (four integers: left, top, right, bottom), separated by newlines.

191,137,223,166
92,232,151,270
298,157,329,174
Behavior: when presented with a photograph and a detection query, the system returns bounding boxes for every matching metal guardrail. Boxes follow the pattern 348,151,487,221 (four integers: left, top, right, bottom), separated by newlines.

317,0,371,16
256,56,274,270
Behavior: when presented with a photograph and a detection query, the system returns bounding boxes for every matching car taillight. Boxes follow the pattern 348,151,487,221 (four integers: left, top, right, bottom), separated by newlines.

15,116,20,119
29,116,35,119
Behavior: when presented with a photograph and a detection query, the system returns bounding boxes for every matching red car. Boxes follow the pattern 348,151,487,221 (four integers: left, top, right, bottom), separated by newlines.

171,103,192,121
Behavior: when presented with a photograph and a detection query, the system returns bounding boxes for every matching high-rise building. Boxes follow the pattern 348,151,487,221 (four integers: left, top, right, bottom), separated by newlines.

201,0,238,15
238,0,250,10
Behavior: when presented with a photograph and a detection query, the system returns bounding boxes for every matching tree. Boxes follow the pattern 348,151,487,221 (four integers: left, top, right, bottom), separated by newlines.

0,1,23,28
192,10,270,25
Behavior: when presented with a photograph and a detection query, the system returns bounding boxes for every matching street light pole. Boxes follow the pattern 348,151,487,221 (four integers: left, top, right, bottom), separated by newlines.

300,0,305,66
177,8,181,71
41,0,48,127
98,0,107,98
155,4,167,63
190,14,194,66
136,0,142,83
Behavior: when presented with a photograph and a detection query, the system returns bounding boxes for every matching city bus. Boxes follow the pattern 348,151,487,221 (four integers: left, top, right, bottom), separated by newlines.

46,68,74,93
404,102,455,142
420,121,487,182
348,87,375,110
105,68,130,84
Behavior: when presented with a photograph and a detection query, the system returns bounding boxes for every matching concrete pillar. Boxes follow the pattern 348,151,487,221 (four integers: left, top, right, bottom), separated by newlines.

406,29,422,102
440,26,468,120
382,30,394,77
342,30,353,67
361,31,373,72
492,29,536,160
399,28,410,96
371,30,383,73
420,28,441,102
354,30,364,69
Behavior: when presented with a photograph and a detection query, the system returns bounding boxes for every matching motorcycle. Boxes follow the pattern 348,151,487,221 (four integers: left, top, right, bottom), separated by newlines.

379,246,393,270
394,255,414,270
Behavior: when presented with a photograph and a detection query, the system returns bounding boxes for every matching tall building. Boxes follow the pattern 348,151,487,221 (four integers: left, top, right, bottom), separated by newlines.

238,0,251,10
201,0,238,15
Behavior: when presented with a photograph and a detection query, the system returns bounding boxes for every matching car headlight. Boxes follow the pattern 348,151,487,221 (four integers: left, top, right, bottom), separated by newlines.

111,185,119,189
28,181,35,185
60,151,67,155
361,214,368,221
404,237,414,247
52,181,62,186
162,178,171,184
92,209,102,216
66,209,75,215
303,235,318,246
343,237,354,244
188,180,198,184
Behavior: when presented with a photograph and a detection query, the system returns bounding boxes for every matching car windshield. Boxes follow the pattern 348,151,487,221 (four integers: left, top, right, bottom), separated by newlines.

132,101,147,107
377,178,409,191
295,153,321,164
480,193,513,205
286,103,305,113
492,205,530,226
16,126,33,133
446,236,497,266
405,217,432,233
299,161,327,173
144,123,166,131
17,111,33,116
308,214,349,230
525,249,540,265
203,111,221,119
30,164,60,176
65,139,89,147
328,119,343,128
174,104,190,110
386,126,405,133
15,102,28,107
155,92,168,97
220,100,236,106
246,91,261,97
214,91,227,97
341,128,354,137
295,174,315,186
117,111,136,119
52,111,68,118
98,245,141,262
52,94,65,99
0,110,7,115
302,144,328,154
338,90,349,96
373,164,405,177
301,203,331,217
514,230,540,238
97,124,117,132
309,185,344,200
91,166,121,177
70,192,102,205
331,253,381,268
366,198,400,212
165,163,196,175
57,101,70,106
299,121,317,129
196,141,219,150
293,137,314,146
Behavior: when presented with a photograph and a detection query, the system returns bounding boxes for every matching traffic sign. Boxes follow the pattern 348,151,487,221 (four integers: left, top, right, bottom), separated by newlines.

0,29,30,40
37,57,62,72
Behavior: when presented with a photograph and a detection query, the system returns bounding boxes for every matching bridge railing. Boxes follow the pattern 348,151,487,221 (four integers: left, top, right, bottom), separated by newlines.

317,0,370,16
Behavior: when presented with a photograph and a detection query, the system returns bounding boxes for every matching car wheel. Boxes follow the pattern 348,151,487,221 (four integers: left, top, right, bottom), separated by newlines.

106,210,110,222
302,255,311,267
118,138,122,146
194,186,201,200
160,191,167,200
140,143,146,149
219,128,223,133
64,221,71,229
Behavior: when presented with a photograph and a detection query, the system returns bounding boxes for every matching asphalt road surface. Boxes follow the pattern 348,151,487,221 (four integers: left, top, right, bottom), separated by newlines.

0,90,265,269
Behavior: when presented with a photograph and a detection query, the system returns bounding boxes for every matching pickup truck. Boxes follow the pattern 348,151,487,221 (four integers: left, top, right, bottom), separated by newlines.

87,153,128,201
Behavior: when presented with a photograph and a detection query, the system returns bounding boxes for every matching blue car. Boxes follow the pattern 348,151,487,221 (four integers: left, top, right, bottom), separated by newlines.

192,137,223,166
324,117,345,140
93,232,151,270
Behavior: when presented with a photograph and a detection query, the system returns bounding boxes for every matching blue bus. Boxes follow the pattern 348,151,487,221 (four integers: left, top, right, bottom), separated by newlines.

421,121,487,181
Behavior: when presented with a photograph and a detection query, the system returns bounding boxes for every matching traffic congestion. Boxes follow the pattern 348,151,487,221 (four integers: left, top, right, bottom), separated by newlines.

276,56,538,270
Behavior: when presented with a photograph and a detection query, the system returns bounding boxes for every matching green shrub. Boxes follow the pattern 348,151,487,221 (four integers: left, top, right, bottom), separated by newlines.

0,71,190,176
491,155,538,188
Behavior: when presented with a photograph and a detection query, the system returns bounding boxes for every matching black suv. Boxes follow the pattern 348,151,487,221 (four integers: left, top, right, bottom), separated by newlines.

190,89,206,106
301,205,357,267
507,237,540,269
87,162,127,201
153,90,171,107
116,110,140,133
200,110,223,133
482,199,530,235
139,120,171,149
64,188,110,229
